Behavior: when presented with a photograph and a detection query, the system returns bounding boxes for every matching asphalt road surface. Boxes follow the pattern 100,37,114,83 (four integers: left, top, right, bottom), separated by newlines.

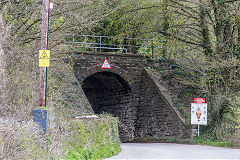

106,143,240,160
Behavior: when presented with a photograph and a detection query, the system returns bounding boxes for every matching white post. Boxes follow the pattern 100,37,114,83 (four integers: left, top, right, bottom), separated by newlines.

198,124,200,137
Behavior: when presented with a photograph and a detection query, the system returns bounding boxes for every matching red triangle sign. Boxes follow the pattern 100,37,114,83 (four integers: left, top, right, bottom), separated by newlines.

101,58,111,69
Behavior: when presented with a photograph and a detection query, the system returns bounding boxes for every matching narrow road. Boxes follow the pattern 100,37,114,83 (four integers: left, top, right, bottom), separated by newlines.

107,143,240,160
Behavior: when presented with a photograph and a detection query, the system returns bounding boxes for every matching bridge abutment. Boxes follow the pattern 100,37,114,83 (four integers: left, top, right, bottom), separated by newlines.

72,51,189,142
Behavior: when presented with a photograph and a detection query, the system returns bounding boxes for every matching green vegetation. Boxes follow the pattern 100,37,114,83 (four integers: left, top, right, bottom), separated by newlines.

0,108,121,159
64,115,121,160
65,143,120,160
152,59,240,144
1,0,240,158
134,135,240,148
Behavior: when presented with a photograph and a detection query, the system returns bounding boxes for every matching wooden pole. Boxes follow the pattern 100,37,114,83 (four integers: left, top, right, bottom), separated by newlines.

39,0,50,107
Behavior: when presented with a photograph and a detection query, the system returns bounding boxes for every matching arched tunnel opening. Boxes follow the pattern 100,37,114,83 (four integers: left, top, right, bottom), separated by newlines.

82,71,136,142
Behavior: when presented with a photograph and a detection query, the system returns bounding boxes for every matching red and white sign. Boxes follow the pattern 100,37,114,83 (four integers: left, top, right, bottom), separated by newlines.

191,103,207,125
101,58,111,69
194,98,205,104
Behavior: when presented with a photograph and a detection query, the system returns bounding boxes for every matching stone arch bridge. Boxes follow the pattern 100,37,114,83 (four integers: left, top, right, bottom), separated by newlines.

72,51,191,142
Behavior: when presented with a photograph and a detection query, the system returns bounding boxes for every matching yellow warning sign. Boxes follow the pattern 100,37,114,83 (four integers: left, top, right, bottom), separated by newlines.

39,50,50,67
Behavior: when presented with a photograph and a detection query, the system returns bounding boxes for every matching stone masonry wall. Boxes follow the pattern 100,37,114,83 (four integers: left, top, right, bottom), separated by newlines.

73,51,144,86
72,51,189,141
73,52,145,142
136,69,187,138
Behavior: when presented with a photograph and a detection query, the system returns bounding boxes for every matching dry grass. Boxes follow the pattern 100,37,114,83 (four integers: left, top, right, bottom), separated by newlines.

0,118,47,159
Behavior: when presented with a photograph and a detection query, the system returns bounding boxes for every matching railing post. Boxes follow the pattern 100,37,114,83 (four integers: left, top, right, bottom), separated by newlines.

99,36,102,52
73,35,75,48
151,40,154,59
165,40,169,59
166,46,169,59
143,39,146,54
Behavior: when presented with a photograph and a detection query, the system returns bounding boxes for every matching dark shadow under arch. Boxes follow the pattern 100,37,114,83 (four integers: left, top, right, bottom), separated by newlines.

82,71,136,142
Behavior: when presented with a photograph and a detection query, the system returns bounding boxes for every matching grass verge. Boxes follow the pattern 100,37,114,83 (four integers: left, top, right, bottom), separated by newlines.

132,136,240,149
65,143,121,160
63,114,121,160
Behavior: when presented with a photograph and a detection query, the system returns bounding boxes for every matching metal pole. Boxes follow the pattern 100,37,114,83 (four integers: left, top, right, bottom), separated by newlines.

143,39,146,55
39,0,50,107
151,40,154,59
100,36,102,52
73,35,75,48
198,124,200,137
166,40,169,59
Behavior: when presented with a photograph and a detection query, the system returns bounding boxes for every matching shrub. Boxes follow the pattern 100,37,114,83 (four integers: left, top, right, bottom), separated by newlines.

64,114,121,160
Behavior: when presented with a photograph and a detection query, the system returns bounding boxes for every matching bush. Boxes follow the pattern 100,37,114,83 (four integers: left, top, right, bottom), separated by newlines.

64,114,121,160
152,56,240,145
0,110,121,159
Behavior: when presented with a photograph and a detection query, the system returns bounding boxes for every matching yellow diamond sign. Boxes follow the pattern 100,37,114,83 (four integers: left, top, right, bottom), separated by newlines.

39,50,50,67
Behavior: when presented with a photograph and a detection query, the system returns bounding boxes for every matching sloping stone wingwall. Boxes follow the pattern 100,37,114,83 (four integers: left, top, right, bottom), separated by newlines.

136,69,187,138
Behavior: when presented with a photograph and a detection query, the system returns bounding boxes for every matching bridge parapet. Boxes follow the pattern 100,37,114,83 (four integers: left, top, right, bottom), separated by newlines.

73,51,145,85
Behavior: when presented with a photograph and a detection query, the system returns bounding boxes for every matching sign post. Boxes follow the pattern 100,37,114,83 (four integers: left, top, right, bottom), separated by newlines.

191,98,207,137
198,124,200,137
39,0,50,107
33,0,50,132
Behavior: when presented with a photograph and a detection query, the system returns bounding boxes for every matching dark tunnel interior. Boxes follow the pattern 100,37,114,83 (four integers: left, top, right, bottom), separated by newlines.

82,71,136,142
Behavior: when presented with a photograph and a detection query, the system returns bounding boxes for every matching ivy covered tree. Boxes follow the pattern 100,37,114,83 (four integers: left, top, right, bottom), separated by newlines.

91,0,240,140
